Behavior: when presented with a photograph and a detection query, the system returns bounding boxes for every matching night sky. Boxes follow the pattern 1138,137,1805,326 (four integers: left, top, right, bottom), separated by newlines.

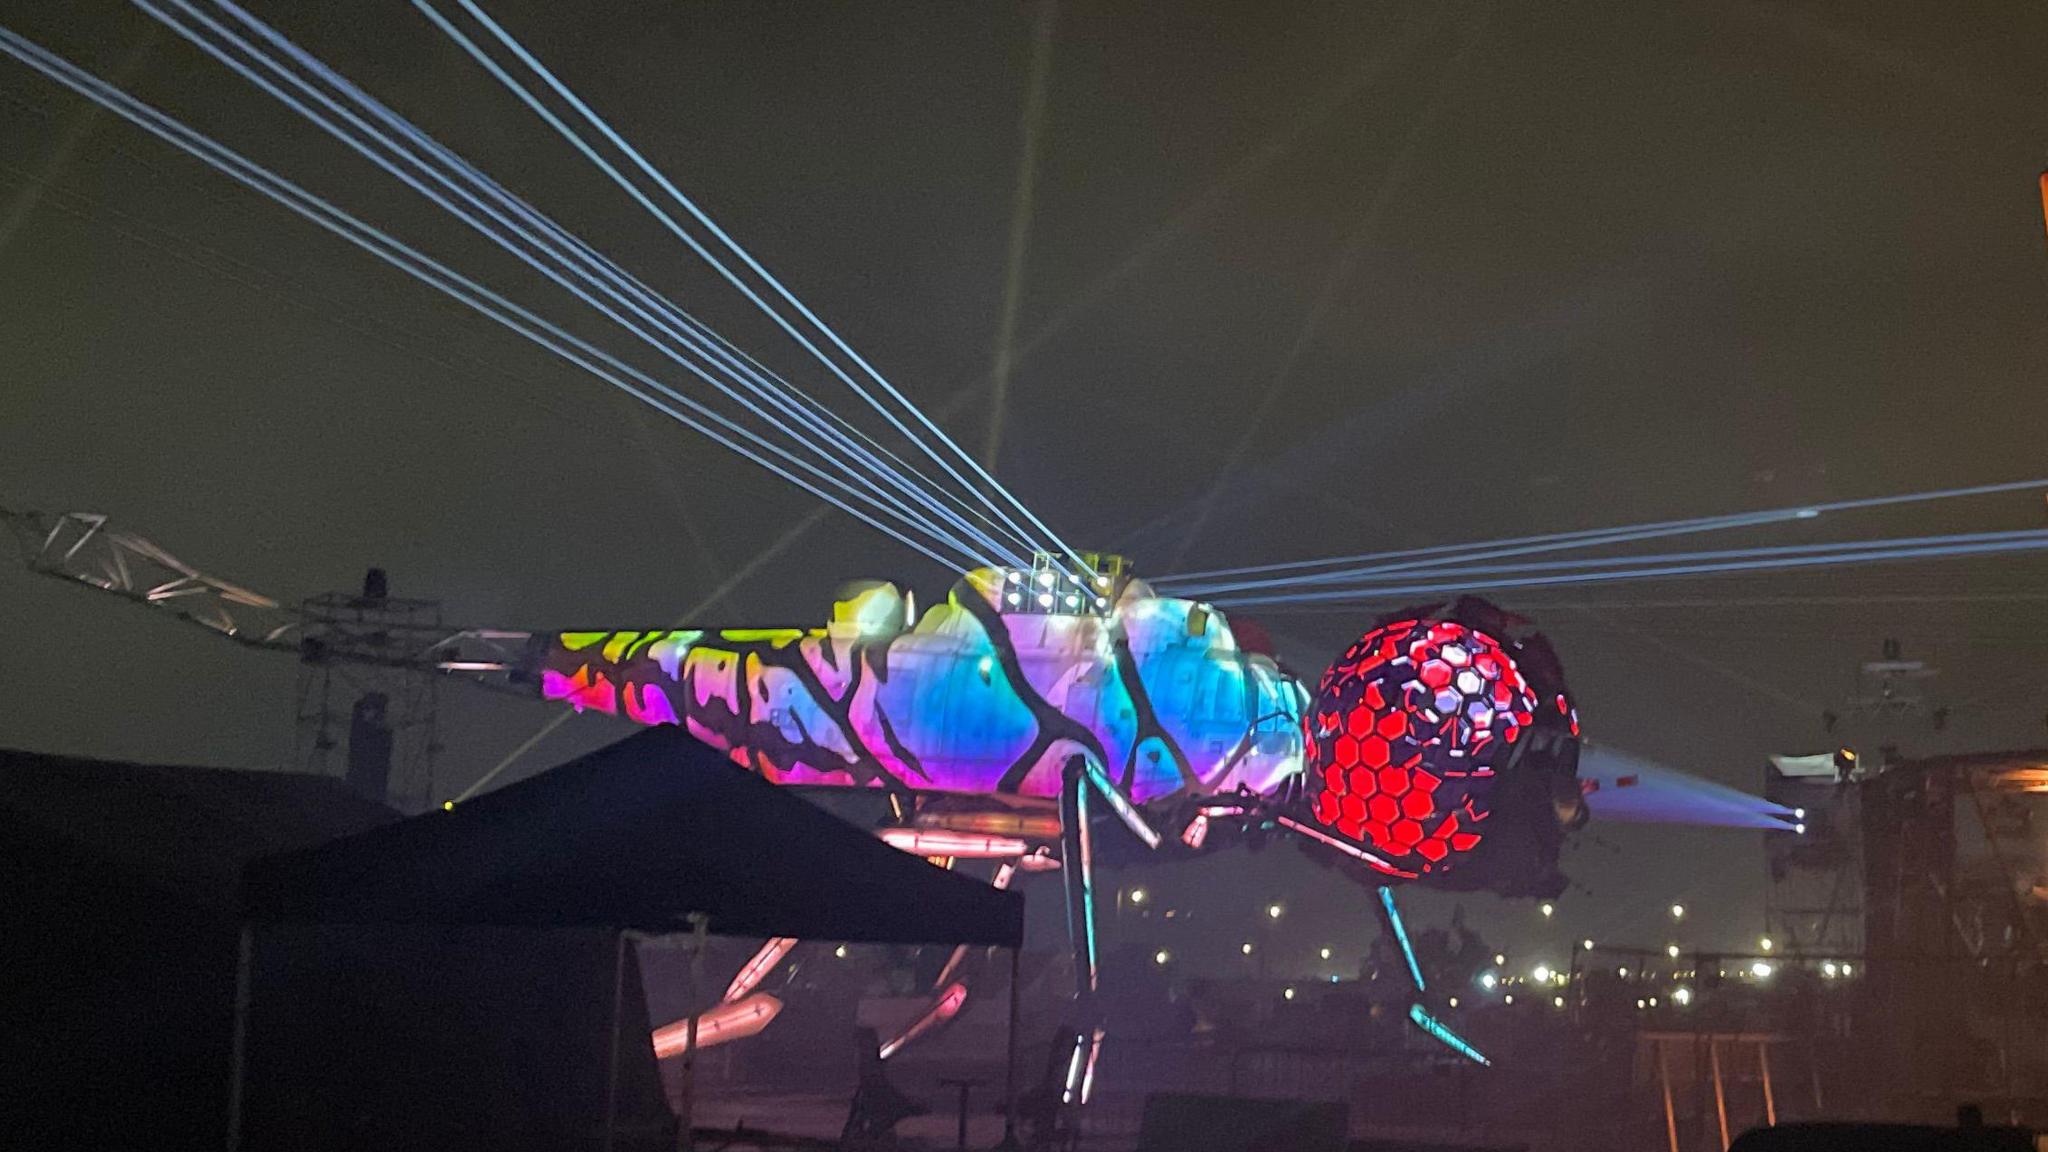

4,0,2048,968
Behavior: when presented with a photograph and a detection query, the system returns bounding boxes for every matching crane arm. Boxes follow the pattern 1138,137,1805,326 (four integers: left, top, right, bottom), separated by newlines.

2,507,541,692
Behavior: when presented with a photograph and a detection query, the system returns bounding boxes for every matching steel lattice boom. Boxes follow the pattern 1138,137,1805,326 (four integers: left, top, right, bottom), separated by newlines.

2,507,537,687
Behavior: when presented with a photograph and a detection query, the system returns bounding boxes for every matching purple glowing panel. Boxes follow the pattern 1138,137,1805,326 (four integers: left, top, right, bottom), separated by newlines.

539,577,1307,801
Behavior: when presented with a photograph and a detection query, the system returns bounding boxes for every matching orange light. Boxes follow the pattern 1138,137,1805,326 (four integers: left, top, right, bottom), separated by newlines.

1015,849,1061,872
879,828,1030,858
2040,170,2048,248
724,937,797,1003
650,993,783,1056
915,810,1063,839
877,982,968,1059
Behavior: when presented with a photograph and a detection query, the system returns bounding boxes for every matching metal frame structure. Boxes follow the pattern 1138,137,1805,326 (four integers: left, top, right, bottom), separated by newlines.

5,508,535,807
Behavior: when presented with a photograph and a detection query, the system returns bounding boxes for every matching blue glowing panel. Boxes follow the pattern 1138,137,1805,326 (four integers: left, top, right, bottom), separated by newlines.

1379,886,1426,991
539,574,1308,801
1408,1004,1490,1066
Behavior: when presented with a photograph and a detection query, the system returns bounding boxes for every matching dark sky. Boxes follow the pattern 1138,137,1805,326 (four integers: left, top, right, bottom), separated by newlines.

4,0,2048,965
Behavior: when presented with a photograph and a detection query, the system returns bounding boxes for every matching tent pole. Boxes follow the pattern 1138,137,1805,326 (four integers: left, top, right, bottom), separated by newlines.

679,913,708,1152
225,922,253,1152
605,930,627,1152
1004,944,1021,1145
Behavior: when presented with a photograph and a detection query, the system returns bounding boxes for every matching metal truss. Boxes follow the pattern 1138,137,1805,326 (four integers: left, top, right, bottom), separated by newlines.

3,508,538,690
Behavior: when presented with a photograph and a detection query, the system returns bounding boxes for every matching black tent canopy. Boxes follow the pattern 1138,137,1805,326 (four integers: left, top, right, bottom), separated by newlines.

230,725,1028,1151
241,724,1024,946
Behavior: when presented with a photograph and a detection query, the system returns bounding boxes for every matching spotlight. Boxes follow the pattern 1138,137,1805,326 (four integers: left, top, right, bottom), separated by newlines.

1582,939,1595,951
1319,947,1333,961
1005,592,1022,606
1795,823,1807,834
1617,966,1630,979
1667,944,1680,959
1821,961,1839,978
1129,889,1147,905
1037,572,1054,588
1751,960,1774,979
1063,594,1080,608
1480,972,1498,990
1532,964,1552,983
1670,903,1685,919
834,945,849,959
1154,950,1170,965
1759,936,1774,952
1540,902,1555,918
1673,987,1692,1006
1037,593,1054,608
1794,807,1806,819
1006,570,1022,584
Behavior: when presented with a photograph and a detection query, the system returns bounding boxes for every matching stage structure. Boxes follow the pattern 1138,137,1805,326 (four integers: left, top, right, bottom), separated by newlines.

292,578,446,809
1858,749,2048,1117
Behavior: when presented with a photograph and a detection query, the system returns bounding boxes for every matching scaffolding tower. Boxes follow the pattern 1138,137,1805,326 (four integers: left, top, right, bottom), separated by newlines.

293,572,444,810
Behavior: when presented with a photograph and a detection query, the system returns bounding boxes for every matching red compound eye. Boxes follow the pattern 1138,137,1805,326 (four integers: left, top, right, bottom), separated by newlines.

1306,617,1544,873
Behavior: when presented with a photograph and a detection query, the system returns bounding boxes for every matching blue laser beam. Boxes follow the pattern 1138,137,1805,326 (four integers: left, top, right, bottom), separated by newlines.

205,0,1036,566
149,0,1026,569
1173,526,2048,597
422,0,1085,575
1207,532,2048,608
0,25,989,573
1159,478,2048,588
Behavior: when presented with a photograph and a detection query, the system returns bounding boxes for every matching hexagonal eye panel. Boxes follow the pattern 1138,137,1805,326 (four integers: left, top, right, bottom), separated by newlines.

1305,618,1543,874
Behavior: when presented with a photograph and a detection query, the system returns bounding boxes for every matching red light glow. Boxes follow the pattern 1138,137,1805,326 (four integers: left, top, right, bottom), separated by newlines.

1306,618,1537,874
